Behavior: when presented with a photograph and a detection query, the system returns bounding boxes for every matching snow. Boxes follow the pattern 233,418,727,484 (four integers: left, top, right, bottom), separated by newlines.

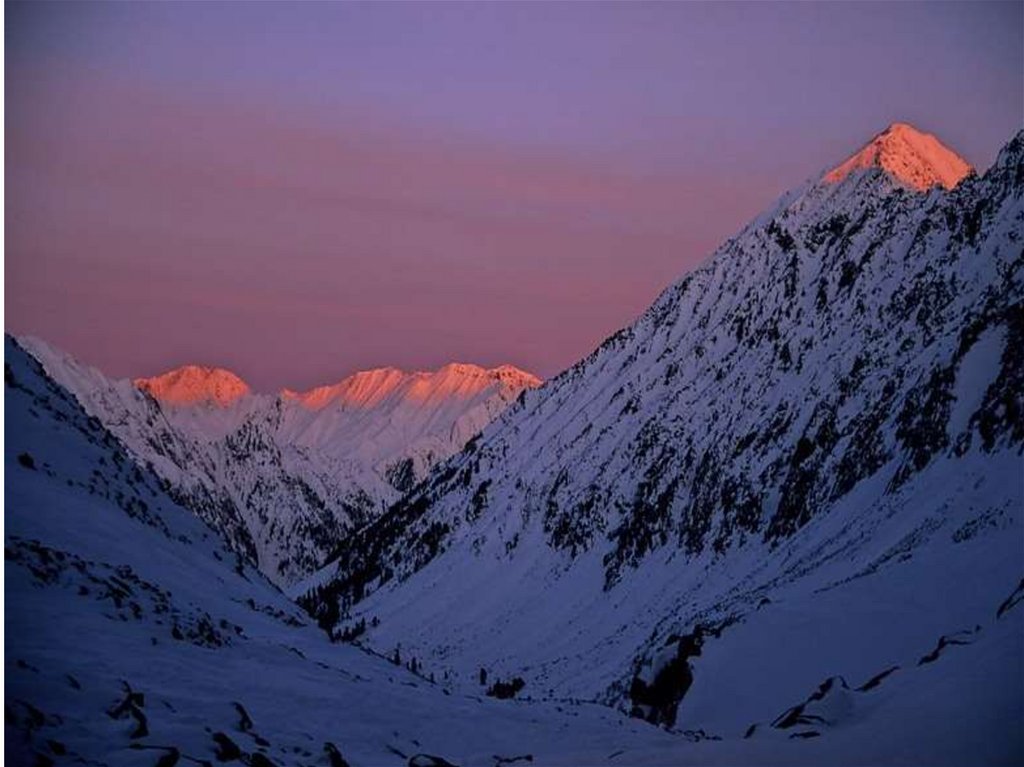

136,365,252,407
948,324,1006,440
4,337,685,765
19,333,1013,765
18,336,540,585
823,122,973,191
8,124,1023,766
275,363,540,470
301,126,1024,762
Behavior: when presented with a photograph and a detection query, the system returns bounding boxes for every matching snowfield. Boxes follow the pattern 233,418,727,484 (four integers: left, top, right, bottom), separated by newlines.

5,337,676,766
15,333,1014,766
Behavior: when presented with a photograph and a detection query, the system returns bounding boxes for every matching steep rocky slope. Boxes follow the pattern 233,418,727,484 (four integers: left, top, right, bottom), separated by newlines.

300,125,1024,747
8,328,1021,767
3,336,688,767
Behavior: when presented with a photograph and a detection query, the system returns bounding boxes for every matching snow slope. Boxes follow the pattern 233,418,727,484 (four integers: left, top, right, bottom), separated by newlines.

3,335,680,766
137,365,252,407
300,127,1024,760
7,331,1022,767
823,122,973,191
19,338,538,585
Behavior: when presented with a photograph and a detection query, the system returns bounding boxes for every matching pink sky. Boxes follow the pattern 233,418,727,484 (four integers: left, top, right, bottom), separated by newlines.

6,3,1021,390
7,73,779,389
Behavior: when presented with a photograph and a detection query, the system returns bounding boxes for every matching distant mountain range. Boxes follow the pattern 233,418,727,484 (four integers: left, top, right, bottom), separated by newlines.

19,337,539,585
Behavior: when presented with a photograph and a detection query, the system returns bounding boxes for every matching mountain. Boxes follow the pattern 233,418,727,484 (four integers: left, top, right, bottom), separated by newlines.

5,335,705,767
299,125,1024,757
18,333,1015,767
823,122,973,191
137,365,252,406
18,338,539,585
8,329,1019,767
276,362,542,490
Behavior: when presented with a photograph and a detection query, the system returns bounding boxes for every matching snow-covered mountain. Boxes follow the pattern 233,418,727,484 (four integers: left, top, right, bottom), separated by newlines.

7,123,1023,766
137,364,253,407
4,335,700,767
300,124,1024,755
823,121,973,191
16,333,1017,767
18,337,539,585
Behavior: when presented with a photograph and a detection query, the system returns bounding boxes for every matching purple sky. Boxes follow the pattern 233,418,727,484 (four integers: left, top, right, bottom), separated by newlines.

7,2,1022,391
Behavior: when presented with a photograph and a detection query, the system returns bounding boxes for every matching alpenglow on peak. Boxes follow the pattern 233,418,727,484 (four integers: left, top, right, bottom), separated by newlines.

135,365,251,407
823,122,973,191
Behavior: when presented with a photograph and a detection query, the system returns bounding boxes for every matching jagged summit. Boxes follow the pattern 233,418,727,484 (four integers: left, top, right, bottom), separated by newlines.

135,365,251,407
823,122,973,191
487,364,543,387
435,362,541,388
298,127,1023,732
134,361,540,412
282,363,540,411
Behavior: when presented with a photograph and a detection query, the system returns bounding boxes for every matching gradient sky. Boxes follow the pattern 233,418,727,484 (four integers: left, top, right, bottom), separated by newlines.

7,2,1022,391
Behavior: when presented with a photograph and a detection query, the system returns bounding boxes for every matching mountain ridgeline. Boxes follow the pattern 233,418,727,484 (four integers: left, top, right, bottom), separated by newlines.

298,126,1024,729
6,336,699,767
19,339,539,586
8,123,1023,762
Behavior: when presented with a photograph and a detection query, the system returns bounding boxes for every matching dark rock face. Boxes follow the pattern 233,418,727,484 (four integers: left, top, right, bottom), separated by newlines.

212,732,243,761
629,628,705,728
486,677,526,700
408,755,460,767
772,676,849,729
917,630,977,665
855,666,900,692
996,578,1024,619
385,458,417,494
324,742,351,767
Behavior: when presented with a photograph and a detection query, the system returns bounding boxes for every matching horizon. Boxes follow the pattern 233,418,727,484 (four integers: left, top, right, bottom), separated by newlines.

11,119,1018,394
6,1,1023,391
18,332,545,396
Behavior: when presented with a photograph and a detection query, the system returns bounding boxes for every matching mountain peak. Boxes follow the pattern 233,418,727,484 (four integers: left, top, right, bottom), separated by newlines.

823,122,973,191
485,364,543,388
135,365,251,407
436,362,542,386
281,363,540,411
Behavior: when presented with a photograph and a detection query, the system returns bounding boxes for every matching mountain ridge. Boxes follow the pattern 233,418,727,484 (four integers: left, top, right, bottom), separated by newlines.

17,334,540,585
281,362,541,411
134,361,540,409
298,126,1024,735
6,123,1022,763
